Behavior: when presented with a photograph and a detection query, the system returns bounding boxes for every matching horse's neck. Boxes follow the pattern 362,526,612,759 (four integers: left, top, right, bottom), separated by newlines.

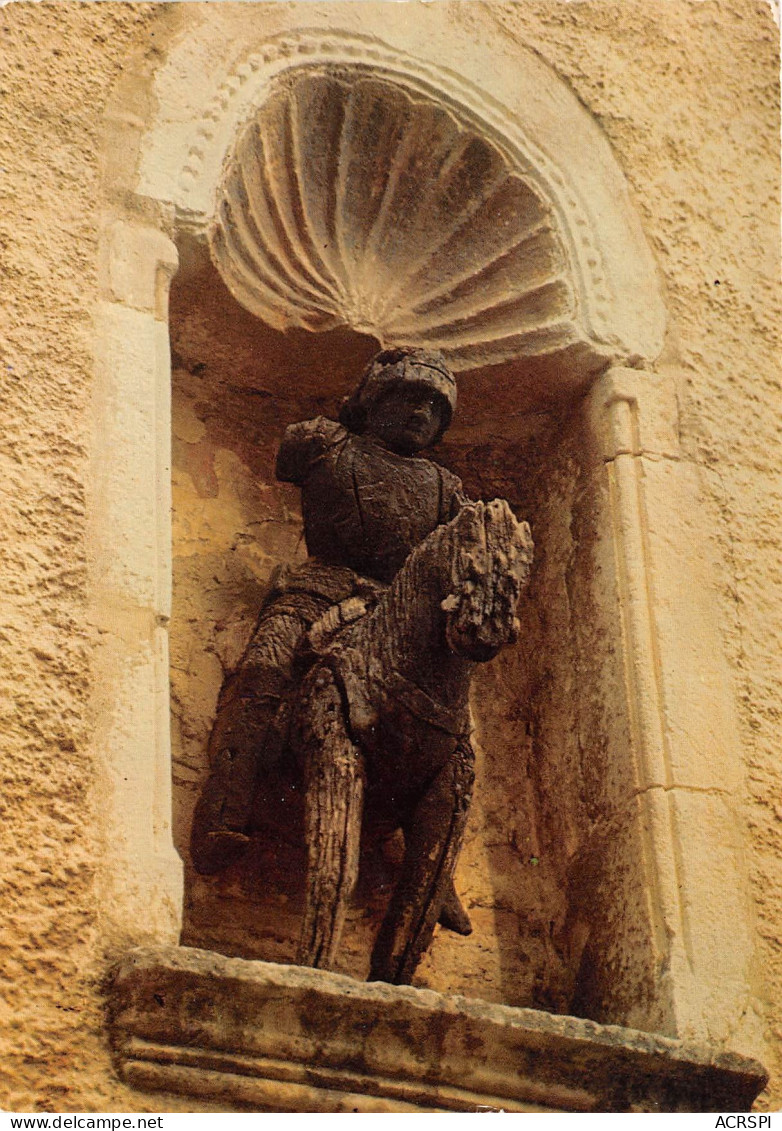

371,527,472,708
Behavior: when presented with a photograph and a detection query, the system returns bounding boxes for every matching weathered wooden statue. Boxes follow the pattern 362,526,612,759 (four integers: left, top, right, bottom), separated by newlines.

189,346,533,982
294,497,533,983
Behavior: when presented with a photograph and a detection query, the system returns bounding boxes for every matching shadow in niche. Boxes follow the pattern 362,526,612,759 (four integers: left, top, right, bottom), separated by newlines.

170,235,600,1009
435,397,597,1014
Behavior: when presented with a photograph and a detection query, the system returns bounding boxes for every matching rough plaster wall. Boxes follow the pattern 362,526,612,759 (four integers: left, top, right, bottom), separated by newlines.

479,0,781,1105
0,0,779,1113
0,1,230,1114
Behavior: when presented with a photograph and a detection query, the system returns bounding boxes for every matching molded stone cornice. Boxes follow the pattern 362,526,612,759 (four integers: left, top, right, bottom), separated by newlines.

110,946,767,1114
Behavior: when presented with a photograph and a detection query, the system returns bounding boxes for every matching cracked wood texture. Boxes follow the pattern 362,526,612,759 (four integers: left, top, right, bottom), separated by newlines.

294,499,533,983
1,0,779,1114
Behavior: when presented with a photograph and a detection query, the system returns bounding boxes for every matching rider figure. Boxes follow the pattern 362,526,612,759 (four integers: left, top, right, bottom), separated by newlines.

190,347,468,875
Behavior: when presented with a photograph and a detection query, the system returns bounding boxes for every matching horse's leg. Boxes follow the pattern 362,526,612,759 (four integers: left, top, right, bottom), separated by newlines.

297,670,365,971
369,738,474,984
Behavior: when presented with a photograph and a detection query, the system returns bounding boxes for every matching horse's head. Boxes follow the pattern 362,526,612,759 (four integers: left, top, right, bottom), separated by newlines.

440,500,533,662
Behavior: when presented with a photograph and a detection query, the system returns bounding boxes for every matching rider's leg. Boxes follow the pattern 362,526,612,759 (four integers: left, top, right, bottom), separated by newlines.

190,606,317,876
189,673,288,874
369,738,475,984
297,669,365,971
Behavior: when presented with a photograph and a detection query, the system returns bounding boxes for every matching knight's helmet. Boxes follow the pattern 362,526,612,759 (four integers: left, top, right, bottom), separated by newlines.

339,347,457,445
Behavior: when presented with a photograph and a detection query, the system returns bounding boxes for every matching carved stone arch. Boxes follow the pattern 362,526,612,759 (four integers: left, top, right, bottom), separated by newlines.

96,5,760,1083
210,65,580,371
138,23,666,385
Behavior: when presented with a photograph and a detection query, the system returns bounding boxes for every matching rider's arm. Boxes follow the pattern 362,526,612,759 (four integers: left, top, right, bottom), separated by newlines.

275,416,345,485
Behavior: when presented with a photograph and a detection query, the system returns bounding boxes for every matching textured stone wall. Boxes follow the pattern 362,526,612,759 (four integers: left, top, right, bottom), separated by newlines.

484,1,780,1106
0,0,778,1113
0,1,220,1112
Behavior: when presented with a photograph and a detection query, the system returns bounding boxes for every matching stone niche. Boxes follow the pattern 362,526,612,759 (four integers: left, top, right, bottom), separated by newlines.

169,235,595,1011
99,14,766,1112
168,63,616,1013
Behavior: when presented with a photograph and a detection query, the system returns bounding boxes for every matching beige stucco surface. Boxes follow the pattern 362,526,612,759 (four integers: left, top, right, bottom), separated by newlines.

0,0,779,1113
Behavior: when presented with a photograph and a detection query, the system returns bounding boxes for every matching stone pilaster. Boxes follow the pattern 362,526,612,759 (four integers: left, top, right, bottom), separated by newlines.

91,217,182,950
575,366,760,1052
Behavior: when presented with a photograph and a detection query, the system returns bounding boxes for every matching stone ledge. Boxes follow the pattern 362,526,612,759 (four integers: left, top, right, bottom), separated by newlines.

110,946,767,1113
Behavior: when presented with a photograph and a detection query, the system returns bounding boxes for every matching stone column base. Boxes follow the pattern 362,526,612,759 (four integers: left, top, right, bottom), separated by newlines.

110,946,767,1113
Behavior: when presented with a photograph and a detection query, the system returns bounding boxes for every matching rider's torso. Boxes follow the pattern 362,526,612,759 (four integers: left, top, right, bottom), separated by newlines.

279,419,451,584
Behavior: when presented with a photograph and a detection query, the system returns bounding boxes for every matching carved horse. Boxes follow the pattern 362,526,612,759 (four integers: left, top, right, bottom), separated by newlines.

291,499,533,984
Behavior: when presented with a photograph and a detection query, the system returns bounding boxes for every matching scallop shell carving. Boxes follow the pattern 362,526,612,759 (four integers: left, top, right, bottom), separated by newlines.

210,69,577,371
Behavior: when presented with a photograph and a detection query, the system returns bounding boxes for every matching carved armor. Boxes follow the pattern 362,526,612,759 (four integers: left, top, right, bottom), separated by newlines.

277,417,467,583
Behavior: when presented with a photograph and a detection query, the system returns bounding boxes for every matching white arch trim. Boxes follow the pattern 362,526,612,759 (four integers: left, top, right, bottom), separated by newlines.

137,9,665,369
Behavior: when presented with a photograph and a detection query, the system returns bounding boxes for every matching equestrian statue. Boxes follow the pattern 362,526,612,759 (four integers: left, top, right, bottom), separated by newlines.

190,347,533,984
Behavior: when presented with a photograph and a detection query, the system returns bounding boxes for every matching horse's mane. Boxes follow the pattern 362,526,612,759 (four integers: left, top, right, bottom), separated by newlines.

344,517,454,676
370,501,530,648
387,516,453,607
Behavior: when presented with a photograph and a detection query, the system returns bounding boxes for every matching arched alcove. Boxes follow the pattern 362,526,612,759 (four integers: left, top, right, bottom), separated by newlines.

97,7,761,1087
165,46,658,1010
167,236,579,1010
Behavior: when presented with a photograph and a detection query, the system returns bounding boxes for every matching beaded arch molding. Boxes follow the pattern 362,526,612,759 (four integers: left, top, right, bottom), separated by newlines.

172,29,659,372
